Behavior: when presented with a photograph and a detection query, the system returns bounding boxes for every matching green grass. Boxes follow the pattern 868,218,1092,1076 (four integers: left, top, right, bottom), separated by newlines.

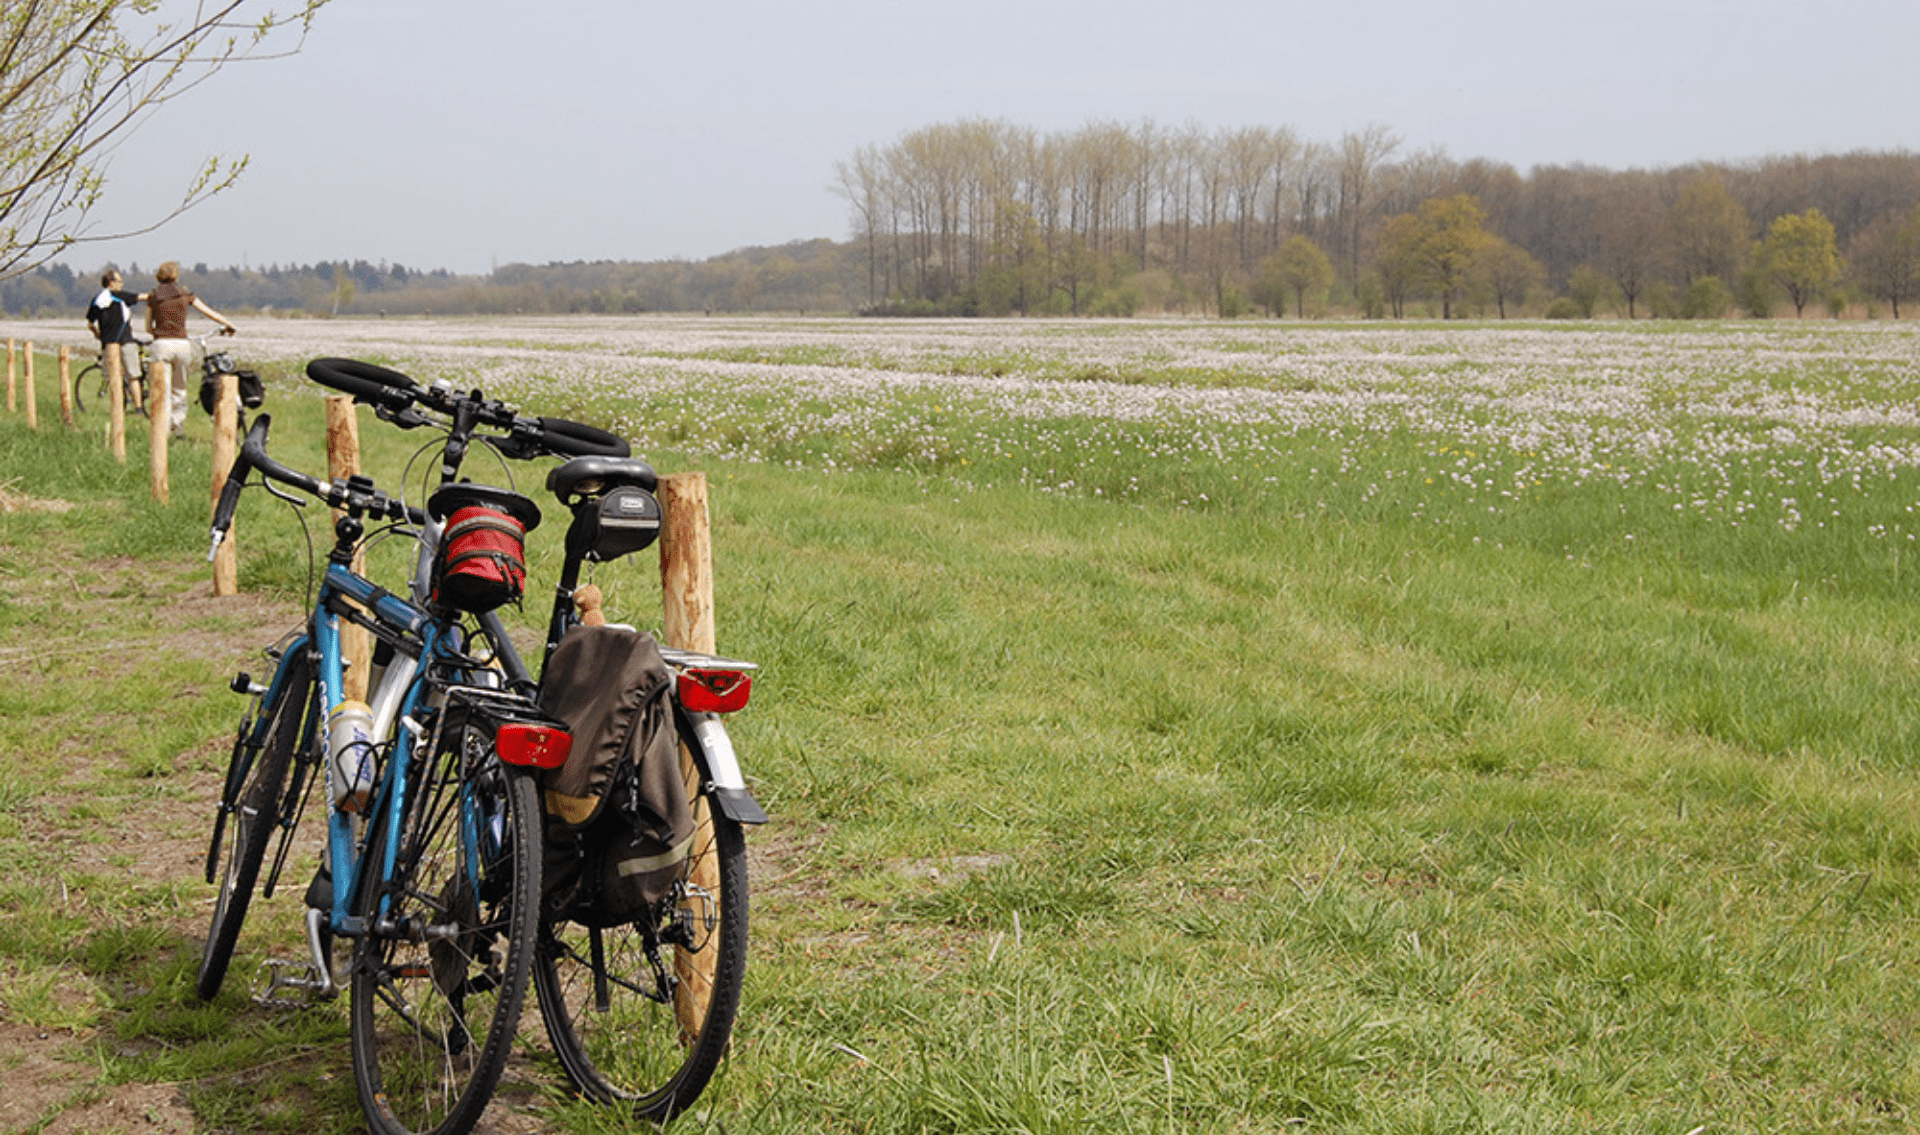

3,324,1919,1132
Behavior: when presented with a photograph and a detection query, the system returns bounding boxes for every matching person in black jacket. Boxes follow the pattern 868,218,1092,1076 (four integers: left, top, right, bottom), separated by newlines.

85,269,148,400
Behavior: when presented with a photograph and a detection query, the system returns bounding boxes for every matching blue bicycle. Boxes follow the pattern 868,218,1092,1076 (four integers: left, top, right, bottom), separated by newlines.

198,361,628,1135
311,358,768,1124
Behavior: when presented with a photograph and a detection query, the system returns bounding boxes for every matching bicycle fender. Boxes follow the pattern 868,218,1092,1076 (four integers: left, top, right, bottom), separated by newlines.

678,710,768,825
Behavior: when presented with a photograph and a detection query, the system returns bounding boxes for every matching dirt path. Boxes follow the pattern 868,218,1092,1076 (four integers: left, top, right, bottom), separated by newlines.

0,475,316,1131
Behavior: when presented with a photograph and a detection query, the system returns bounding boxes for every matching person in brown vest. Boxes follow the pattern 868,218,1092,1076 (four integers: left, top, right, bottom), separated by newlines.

145,261,236,435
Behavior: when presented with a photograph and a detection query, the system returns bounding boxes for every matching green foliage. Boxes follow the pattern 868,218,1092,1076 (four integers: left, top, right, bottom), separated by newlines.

1565,265,1618,317
1681,275,1733,319
1472,237,1545,319
1259,235,1336,318
1355,275,1388,319
1762,208,1846,317
1739,253,1779,317
1643,280,1678,318
1377,195,1493,319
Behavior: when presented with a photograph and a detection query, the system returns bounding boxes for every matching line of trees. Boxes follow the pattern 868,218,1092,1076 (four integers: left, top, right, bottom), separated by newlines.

831,118,1920,319
0,241,860,319
12,122,1920,322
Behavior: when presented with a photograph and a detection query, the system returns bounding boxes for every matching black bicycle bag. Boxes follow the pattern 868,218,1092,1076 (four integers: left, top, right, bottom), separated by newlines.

198,367,265,414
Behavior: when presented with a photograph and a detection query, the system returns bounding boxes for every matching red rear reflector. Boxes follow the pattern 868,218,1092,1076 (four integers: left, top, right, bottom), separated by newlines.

496,722,573,769
677,668,753,713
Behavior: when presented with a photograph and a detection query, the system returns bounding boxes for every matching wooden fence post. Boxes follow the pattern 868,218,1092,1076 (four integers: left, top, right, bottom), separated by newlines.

23,343,36,430
660,473,716,653
326,396,370,699
106,346,126,461
57,347,73,430
210,374,240,595
148,353,169,503
658,471,720,1041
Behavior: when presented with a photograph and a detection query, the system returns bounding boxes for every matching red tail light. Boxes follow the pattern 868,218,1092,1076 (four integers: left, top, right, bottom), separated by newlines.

677,668,753,713
496,722,573,769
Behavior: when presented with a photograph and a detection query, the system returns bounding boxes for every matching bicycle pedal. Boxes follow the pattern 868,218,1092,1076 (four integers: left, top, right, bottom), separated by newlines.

251,956,338,1008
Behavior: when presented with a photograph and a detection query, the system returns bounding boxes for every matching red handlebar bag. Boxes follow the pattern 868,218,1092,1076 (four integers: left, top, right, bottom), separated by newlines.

434,505,528,613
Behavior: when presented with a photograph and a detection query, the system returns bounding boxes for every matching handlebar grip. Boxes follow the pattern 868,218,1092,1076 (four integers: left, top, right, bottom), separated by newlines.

306,357,419,410
209,415,271,559
536,416,631,457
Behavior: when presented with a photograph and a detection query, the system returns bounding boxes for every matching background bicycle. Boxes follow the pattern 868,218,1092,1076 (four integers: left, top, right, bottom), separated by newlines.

71,337,150,416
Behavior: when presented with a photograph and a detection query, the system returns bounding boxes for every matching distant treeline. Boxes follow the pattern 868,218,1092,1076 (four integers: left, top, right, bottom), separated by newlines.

2,240,862,321
11,121,1920,321
832,120,1920,318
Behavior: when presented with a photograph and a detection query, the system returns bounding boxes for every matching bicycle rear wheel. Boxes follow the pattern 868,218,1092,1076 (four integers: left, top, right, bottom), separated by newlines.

349,718,541,1135
533,786,749,1123
197,649,314,1001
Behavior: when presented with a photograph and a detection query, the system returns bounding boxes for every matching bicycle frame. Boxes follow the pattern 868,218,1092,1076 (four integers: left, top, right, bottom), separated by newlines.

215,473,540,1009
312,557,436,939
229,550,483,948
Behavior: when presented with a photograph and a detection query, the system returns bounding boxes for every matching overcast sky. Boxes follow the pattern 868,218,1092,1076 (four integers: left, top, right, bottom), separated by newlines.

68,0,1920,277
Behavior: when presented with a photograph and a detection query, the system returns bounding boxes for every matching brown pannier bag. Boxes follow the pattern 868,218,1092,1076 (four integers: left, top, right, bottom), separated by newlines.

537,625,694,926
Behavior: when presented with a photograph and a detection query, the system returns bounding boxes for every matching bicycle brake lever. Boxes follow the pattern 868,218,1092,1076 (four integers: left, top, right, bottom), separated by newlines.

376,405,434,430
263,480,307,507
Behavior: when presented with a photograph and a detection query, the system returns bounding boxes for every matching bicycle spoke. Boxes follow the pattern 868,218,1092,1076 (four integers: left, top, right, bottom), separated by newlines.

351,726,538,1135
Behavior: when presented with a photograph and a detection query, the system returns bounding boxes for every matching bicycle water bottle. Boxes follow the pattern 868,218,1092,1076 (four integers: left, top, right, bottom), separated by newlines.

327,700,376,812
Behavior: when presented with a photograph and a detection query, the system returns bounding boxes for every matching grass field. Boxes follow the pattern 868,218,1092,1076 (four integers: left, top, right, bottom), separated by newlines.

2,315,1918,1132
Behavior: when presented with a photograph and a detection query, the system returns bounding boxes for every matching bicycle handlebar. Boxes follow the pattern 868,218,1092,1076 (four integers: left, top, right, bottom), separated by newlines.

304,357,631,460
306,357,418,412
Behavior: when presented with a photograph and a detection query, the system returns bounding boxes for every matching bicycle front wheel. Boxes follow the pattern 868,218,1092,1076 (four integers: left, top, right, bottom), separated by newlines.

349,721,541,1135
197,649,313,1001
73,363,98,414
533,791,749,1123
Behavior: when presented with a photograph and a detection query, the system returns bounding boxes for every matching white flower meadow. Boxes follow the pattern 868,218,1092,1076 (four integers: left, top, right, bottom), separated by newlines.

9,315,1918,537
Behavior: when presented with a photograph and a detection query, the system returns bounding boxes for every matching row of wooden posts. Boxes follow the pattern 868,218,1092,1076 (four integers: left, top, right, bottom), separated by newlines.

1,336,717,658
6,337,181,498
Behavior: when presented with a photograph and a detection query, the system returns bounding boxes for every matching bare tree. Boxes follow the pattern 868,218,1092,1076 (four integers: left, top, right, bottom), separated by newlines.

1334,124,1401,296
831,143,902,307
1262,126,1300,257
1220,126,1272,273
1848,205,1920,318
1594,173,1667,317
1,1,329,279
